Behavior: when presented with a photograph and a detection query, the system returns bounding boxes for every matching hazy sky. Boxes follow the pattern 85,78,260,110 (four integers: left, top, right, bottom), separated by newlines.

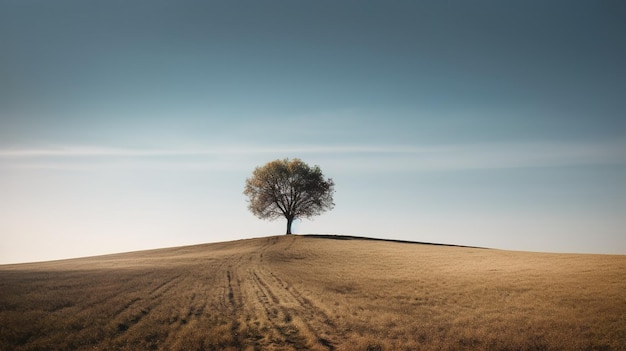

1,0,625,263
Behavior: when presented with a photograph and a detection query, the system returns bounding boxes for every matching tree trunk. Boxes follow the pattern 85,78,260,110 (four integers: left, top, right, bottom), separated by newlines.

286,216,293,235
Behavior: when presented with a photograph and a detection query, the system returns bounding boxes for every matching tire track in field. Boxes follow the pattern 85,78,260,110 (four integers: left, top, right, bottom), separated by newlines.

269,272,336,325
227,270,237,307
180,290,207,325
148,273,182,298
265,271,337,350
248,269,309,349
249,268,335,350
111,273,183,337
226,268,244,348
160,268,226,350
255,236,335,350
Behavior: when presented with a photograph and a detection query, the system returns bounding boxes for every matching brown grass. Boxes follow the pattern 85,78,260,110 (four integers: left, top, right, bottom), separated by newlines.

1,235,625,350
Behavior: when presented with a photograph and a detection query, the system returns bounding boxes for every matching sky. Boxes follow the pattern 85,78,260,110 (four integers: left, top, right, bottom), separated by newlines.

1,0,625,263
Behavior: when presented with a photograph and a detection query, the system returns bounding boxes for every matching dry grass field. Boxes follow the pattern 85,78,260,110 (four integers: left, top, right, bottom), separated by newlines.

1,235,625,350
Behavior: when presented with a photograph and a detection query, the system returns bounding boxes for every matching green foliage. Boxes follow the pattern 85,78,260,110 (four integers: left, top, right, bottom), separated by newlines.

244,158,335,234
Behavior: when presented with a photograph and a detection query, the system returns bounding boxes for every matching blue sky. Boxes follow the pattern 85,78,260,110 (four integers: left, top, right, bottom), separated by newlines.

1,0,625,263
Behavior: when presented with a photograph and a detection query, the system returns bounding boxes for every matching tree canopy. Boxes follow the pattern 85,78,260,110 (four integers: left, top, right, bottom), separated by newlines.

244,158,335,234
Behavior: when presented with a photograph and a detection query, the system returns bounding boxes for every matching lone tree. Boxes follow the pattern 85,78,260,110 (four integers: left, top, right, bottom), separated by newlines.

244,158,335,234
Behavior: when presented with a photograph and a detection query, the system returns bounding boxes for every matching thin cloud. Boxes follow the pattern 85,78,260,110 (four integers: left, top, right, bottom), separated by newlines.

0,141,624,171
311,141,626,171
0,147,219,158
0,145,419,158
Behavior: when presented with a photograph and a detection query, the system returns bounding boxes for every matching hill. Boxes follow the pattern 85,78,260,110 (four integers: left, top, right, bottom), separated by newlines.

1,235,625,350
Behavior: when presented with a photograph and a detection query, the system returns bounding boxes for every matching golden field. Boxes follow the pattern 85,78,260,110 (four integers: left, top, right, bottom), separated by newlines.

1,235,625,350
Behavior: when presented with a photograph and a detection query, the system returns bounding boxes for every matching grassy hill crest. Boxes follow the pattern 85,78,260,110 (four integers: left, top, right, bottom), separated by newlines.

1,234,625,350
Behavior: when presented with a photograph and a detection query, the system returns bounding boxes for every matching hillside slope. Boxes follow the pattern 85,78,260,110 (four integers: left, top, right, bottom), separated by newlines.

1,235,625,350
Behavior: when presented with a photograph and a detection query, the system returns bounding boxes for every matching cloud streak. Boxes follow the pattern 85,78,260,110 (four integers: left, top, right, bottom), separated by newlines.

0,145,403,157
1,140,624,171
